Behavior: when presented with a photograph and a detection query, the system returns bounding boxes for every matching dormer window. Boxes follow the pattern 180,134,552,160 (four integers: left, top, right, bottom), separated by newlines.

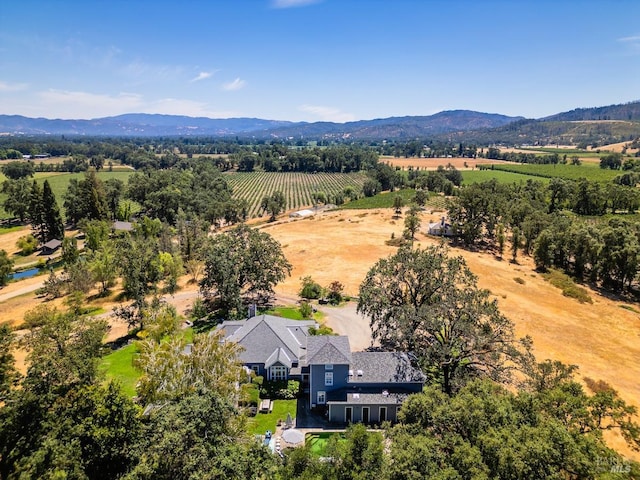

325,364,333,371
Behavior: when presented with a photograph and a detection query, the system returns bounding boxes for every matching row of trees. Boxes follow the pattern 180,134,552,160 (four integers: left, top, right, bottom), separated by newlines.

447,178,640,289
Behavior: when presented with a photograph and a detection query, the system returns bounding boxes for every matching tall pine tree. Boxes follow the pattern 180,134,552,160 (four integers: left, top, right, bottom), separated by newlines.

42,180,64,242
28,181,45,243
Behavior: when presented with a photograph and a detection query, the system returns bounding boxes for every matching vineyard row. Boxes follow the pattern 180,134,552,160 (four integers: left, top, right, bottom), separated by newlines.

225,172,368,218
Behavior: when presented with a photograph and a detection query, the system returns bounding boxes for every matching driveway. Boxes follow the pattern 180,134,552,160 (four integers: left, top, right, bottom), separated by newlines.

320,301,374,351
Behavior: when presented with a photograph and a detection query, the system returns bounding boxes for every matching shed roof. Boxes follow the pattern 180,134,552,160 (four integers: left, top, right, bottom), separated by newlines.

42,239,62,250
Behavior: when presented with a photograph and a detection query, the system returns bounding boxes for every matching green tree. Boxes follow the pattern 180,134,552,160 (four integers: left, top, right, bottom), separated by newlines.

358,245,520,394
88,243,118,295
403,203,421,241
16,234,38,255
28,180,45,243
260,190,286,221
511,226,521,263
126,391,276,480
41,180,65,242
0,323,19,401
64,172,109,225
200,224,291,318
1,177,31,222
135,330,243,405
299,275,323,300
392,194,404,217
1,160,34,179
0,249,14,286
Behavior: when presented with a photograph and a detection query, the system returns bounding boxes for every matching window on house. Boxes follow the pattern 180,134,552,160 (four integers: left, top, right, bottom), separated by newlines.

270,365,287,381
325,364,333,370
325,371,333,386
317,391,326,404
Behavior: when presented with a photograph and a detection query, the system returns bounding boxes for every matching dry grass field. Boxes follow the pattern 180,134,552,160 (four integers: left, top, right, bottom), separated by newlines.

2,208,640,459
380,156,509,170
261,209,640,459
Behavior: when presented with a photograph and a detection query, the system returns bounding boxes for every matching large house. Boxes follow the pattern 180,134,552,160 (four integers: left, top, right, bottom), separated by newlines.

217,314,425,424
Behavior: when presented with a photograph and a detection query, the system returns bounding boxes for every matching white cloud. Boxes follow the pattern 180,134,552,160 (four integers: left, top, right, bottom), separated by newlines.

299,104,355,123
618,35,640,43
271,0,322,8
222,77,247,91
0,81,28,92
190,71,213,83
119,60,185,82
618,35,640,53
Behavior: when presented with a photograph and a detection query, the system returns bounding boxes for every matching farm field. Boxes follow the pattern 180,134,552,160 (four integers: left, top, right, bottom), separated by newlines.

225,171,368,218
488,163,620,182
461,169,549,184
380,156,509,170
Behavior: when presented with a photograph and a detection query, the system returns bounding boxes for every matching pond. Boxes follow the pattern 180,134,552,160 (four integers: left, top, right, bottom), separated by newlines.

10,267,41,281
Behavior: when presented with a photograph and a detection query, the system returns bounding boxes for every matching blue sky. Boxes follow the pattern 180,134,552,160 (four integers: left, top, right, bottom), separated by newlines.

1,0,639,122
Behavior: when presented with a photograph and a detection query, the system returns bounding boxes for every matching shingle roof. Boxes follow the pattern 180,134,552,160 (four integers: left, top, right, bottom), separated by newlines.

265,347,293,368
349,352,425,384
306,336,351,365
326,387,413,404
217,315,316,365
42,239,62,250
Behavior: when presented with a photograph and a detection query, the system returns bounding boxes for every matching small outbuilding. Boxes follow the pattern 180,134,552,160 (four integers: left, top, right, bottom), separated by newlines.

112,221,133,232
41,239,62,255
427,217,455,237
289,209,315,218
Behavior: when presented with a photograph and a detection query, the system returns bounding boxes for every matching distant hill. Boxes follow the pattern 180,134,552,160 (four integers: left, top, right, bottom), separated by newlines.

542,101,640,122
266,110,522,139
2,101,640,145
0,111,522,139
0,114,298,137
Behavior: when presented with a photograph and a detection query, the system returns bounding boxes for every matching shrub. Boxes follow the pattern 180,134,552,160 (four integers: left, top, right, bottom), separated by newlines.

300,276,323,299
309,325,335,336
542,269,592,304
326,281,344,305
260,380,300,399
16,234,38,256
299,301,313,319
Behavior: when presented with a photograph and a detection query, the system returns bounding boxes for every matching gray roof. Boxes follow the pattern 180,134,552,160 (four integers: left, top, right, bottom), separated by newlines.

306,336,352,365
349,352,425,384
217,315,316,365
42,239,62,250
113,221,133,231
326,387,412,404
265,347,293,369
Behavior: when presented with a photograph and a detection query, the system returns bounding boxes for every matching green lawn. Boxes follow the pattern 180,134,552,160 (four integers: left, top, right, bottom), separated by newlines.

263,305,325,322
248,399,298,435
0,225,26,235
100,342,140,398
306,432,346,456
99,327,194,398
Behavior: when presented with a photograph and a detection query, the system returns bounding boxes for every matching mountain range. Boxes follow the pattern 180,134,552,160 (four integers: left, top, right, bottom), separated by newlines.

1,101,639,141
